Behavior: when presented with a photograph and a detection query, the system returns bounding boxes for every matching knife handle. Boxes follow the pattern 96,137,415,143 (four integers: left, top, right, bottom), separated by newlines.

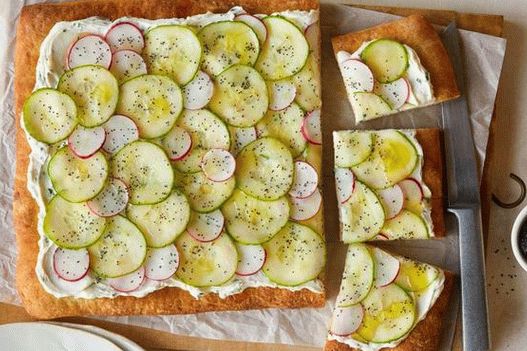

450,207,490,351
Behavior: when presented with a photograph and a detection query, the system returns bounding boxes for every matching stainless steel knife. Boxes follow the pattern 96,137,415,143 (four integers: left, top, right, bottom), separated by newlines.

440,23,490,351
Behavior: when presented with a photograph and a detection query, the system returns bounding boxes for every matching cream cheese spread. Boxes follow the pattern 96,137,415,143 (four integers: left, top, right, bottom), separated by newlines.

25,7,323,299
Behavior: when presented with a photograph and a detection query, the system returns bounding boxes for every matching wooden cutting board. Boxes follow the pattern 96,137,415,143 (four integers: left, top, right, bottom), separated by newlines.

0,3,503,351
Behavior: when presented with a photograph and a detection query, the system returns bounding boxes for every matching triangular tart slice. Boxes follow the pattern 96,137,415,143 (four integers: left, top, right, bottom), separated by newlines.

326,244,454,351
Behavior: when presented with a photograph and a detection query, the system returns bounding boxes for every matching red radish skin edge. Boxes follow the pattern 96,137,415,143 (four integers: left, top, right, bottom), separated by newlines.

187,215,225,243
170,138,193,161
108,49,145,70
301,111,322,145
336,168,356,204
401,177,425,201
235,14,268,43
236,248,267,276
341,58,375,92
187,227,224,243
86,177,130,218
200,149,236,183
403,78,411,103
68,129,106,160
67,34,112,70
331,305,365,337
375,233,390,240
290,189,322,221
102,114,140,154
378,263,400,287
110,267,146,292
380,184,405,220
53,248,89,282
105,22,145,52
290,161,319,199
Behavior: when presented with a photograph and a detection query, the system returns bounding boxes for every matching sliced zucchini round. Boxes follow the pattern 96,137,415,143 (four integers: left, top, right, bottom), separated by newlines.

23,88,78,144
256,102,307,157
357,284,416,343
175,231,238,287
339,181,385,243
88,215,147,278
360,39,409,83
333,130,374,168
236,137,294,201
44,196,107,249
175,170,235,213
351,92,392,122
48,146,108,202
262,222,325,286
209,64,268,127
111,141,174,205
58,65,118,127
352,130,418,189
117,75,183,139
172,109,230,173
255,16,309,80
395,257,439,292
292,53,321,111
222,189,289,244
381,210,429,240
126,189,191,248
198,21,260,77
143,25,202,86
337,243,374,306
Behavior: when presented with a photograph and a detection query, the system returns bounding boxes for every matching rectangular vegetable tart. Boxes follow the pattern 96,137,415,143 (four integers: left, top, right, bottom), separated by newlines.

14,0,326,318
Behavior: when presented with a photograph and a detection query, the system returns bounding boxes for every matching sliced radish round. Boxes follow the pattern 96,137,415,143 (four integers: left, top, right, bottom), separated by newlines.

376,184,404,219
49,267,93,294
102,115,139,154
68,126,106,158
108,266,145,292
376,77,410,109
399,178,424,203
235,14,267,43
187,210,224,243
235,243,266,276
201,148,236,182
87,178,129,217
372,248,400,287
289,161,318,199
340,59,374,93
301,109,322,145
290,188,322,221
67,35,112,69
330,304,364,336
161,126,192,161
268,80,296,111
374,233,390,241
230,126,257,156
144,245,180,281
335,168,355,204
183,70,214,110
53,247,90,282
109,50,147,83
105,22,144,53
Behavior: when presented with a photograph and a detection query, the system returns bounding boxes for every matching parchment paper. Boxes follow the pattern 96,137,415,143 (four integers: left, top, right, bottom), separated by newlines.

0,2,506,348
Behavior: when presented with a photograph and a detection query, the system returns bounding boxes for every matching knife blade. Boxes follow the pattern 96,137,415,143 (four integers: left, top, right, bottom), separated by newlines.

440,23,490,351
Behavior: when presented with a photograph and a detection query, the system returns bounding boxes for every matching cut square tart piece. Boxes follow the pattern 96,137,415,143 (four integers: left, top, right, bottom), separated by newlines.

325,243,454,351
333,129,445,242
332,15,459,123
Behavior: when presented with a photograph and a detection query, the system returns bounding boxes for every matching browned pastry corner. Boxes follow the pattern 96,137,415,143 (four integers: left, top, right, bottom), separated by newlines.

416,128,446,237
331,14,460,103
324,271,455,351
14,0,323,319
